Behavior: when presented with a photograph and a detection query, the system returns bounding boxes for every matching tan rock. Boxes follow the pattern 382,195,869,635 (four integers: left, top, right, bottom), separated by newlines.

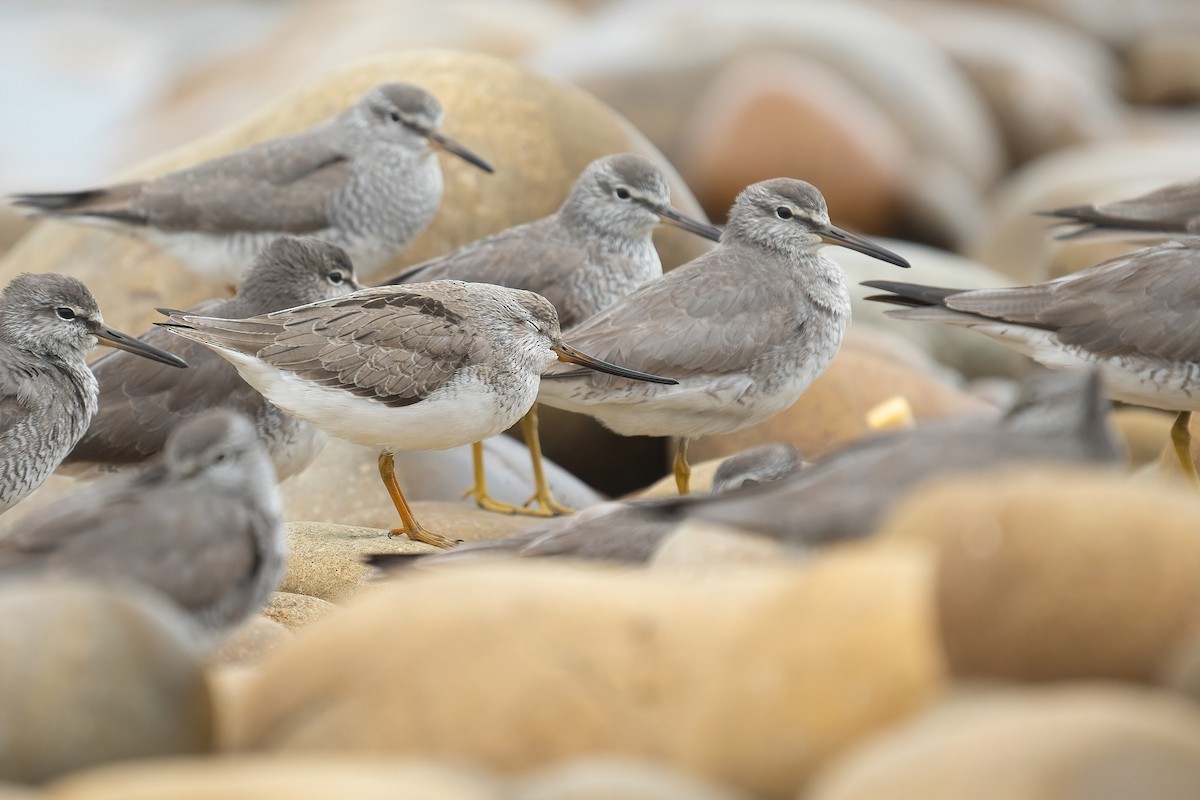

876,467,1200,683
650,521,790,572
0,579,212,784
212,617,294,667
689,331,992,463
972,141,1200,284
1112,407,1176,469
281,513,539,602
679,53,907,232
1,49,711,336
261,592,338,631
44,755,498,800
225,555,942,798
808,685,1200,800
0,786,33,800
516,756,751,800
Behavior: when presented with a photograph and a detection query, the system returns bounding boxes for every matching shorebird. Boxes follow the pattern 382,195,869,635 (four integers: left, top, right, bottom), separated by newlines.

864,241,1200,482
0,273,186,515
0,410,284,635
11,83,493,285
1041,177,1200,241
157,281,677,548
374,369,1122,566
382,153,720,516
536,178,910,495
62,236,361,481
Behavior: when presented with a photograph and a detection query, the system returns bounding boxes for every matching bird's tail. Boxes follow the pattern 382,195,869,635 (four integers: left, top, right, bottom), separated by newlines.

860,280,964,308
10,187,145,225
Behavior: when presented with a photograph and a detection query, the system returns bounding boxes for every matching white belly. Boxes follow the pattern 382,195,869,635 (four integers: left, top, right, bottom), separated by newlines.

219,350,522,452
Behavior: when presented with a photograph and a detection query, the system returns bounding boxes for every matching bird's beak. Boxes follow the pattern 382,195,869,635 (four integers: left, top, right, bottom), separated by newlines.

424,130,494,174
818,224,910,268
553,344,678,385
94,324,188,368
652,204,722,242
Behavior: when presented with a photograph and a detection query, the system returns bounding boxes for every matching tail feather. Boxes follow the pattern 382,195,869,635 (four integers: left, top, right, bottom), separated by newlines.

364,552,428,571
154,312,280,355
860,280,964,308
10,186,146,225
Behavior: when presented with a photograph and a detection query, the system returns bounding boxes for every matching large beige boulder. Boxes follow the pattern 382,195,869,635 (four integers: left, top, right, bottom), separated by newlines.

0,580,212,784
807,685,1200,800
222,555,942,798
876,467,1200,685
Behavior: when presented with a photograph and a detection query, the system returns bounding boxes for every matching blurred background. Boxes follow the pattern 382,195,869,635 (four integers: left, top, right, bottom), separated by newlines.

5,0,1200,262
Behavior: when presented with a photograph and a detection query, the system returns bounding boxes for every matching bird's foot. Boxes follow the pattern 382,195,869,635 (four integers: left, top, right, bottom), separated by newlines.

388,526,460,549
522,491,575,517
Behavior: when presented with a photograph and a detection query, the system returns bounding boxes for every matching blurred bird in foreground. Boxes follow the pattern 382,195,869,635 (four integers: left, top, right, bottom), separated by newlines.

383,152,720,516
62,236,361,481
0,273,186,515
12,83,493,285
0,410,284,635
371,369,1121,567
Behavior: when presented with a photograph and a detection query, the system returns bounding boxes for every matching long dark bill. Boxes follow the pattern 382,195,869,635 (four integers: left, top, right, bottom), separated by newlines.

424,130,495,174
653,205,722,242
95,324,188,368
819,224,910,268
554,344,678,385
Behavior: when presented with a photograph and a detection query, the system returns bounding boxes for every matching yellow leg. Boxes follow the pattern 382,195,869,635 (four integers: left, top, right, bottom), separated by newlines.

1171,411,1200,487
378,451,459,548
463,441,540,515
520,405,575,516
673,437,692,495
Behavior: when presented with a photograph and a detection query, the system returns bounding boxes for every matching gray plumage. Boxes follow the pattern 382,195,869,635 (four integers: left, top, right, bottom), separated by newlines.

862,242,1200,411
12,83,493,285
0,273,186,515
0,410,284,634
377,368,1122,567
1042,178,1200,241
709,442,803,493
62,236,361,480
382,153,719,328
536,178,909,440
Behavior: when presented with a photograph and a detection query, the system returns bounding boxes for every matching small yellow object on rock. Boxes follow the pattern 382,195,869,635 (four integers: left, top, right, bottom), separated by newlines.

865,395,915,431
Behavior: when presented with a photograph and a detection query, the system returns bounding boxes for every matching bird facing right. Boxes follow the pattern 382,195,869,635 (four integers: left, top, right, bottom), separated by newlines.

0,273,187,515
0,410,284,636
62,235,362,481
537,177,910,494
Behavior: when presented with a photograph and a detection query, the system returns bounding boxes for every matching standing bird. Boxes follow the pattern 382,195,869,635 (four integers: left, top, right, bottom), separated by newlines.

11,83,493,285
61,236,361,481
156,282,677,548
382,153,720,515
0,410,285,635
376,368,1121,567
1041,177,1200,241
0,273,186,515
863,241,1200,482
536,178,910,495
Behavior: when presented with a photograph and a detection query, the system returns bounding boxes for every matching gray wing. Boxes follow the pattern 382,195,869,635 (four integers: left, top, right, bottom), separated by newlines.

67,320,262,467
0,351,37,445
544,248,795,379
166,289,490,407
945,243,1200,362
1049,179,1200,236
17,131,349,234
0,480,258,611
386,217,593,326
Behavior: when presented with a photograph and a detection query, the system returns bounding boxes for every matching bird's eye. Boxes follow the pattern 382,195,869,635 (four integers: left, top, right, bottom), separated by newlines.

388,111,401,123
214,452,227,463
327,271,344,285
775,207,794,220
55,307,76,321
614,187,631,200
525,319,542,334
